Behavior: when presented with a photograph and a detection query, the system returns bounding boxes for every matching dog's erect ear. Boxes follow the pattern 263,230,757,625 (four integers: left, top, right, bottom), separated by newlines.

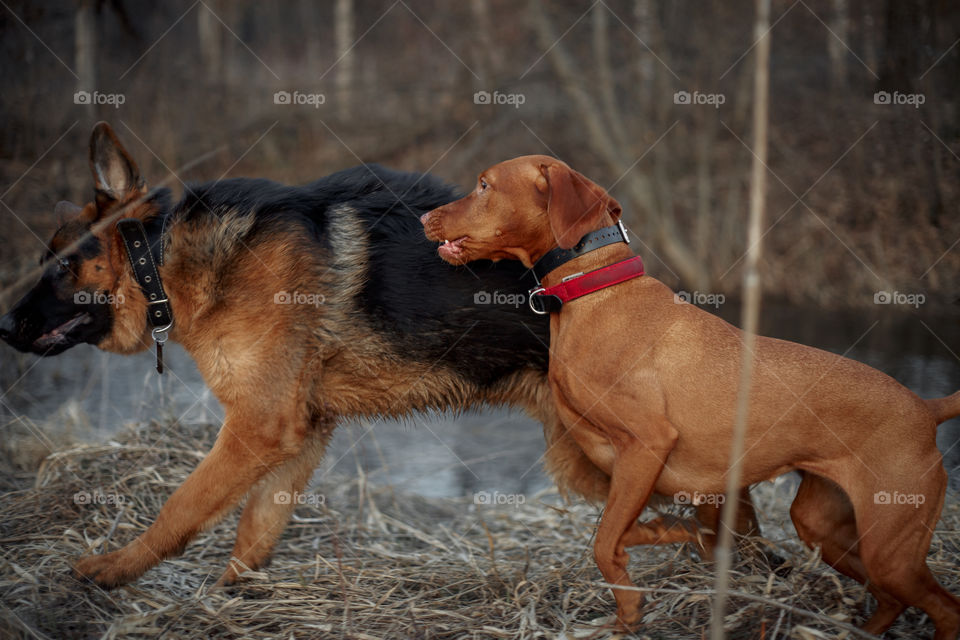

540,163,622,249
89,122,146,209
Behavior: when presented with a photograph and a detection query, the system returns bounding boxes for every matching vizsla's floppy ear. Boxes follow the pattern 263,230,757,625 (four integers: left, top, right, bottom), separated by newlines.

89,121,146,210
540,163,622,249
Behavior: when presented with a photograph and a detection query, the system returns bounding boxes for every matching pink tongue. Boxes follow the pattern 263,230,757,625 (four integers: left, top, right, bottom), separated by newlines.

438,243,461,259
438,238,466,259
35,313,90,347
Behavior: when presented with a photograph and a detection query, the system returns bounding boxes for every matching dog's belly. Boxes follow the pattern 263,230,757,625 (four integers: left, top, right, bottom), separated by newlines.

563,420,802,496
654,457,800,496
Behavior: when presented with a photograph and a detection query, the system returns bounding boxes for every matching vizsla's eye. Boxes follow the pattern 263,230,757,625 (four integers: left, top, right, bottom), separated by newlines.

479,178,488,191
57,258,70,275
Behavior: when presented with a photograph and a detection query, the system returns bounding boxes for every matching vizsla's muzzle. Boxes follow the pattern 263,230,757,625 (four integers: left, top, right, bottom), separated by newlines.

421,209,469,262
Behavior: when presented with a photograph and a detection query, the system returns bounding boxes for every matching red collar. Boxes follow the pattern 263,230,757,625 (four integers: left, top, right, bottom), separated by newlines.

528,256,644,314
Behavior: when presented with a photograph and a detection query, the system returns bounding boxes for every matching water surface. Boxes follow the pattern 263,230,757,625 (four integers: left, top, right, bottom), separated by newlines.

2,302,958,495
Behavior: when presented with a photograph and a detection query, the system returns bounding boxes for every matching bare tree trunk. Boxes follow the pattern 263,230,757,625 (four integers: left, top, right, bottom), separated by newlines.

593,3,628,144
75,0,97,120
470,0,494,86
633,0,655,116
861,2,879,74
878,0,922,91
730,52,754,130
301,1,321,67
827,0,848,88
335,0,355,120
198,0,223,84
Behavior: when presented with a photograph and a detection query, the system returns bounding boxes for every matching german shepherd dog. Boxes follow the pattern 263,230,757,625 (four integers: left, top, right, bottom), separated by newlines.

0,123,755,588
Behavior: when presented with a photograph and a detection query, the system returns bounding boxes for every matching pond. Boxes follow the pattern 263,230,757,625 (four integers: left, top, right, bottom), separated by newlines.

2,301,959,496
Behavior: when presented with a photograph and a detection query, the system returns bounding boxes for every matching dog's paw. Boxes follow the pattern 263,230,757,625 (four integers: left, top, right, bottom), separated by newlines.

614,609,643,632
215,556,272,589
612,594,645,631
215,571,246,592
215,564,251,588
73,550,138,589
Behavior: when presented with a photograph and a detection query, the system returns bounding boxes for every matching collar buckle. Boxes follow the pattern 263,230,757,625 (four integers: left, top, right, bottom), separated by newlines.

528,287,549,315
151,322,173,344
531,222,633,284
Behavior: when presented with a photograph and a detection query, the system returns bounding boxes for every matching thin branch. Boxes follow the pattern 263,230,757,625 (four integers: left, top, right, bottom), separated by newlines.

710,0,771,638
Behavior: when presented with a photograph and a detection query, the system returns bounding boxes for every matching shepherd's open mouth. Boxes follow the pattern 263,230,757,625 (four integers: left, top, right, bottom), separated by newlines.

34,313,92,349
438,236,468,260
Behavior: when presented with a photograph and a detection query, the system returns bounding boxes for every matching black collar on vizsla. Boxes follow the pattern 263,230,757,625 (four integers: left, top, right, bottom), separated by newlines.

422,154,960,638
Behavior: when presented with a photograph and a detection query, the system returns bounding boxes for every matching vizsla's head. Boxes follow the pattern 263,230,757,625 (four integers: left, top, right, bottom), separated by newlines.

421,155,622,267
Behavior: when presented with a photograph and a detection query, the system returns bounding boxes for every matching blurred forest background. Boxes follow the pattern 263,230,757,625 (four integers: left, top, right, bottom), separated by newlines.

1,0,958,311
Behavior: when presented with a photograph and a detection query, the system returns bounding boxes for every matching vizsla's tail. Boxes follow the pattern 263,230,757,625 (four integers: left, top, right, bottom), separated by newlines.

925,390,960,424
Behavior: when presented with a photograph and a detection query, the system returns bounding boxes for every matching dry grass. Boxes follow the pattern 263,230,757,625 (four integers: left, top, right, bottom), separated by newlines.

0,420,957,639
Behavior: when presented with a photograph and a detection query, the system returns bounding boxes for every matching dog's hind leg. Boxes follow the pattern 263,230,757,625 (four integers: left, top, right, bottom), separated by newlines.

848,464,960,640
218,415,336,586
74,405,309,589
790,472,908,635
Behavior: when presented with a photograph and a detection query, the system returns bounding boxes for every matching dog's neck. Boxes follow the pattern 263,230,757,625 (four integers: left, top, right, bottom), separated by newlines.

526,216,628,275
539,242,635,288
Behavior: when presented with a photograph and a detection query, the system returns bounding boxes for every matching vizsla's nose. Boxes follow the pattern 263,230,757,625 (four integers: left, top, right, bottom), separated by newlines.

419,212,431,225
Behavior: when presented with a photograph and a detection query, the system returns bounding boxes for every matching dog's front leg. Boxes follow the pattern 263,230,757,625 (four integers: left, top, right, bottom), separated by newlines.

74,409,304,588
594,428,678,630
218,417,336,586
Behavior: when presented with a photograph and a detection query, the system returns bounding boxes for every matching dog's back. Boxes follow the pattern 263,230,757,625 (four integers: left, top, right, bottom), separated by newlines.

162,165,550,413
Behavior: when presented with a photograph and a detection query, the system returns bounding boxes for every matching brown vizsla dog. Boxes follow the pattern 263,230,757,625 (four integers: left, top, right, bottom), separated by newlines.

421,155,960,638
